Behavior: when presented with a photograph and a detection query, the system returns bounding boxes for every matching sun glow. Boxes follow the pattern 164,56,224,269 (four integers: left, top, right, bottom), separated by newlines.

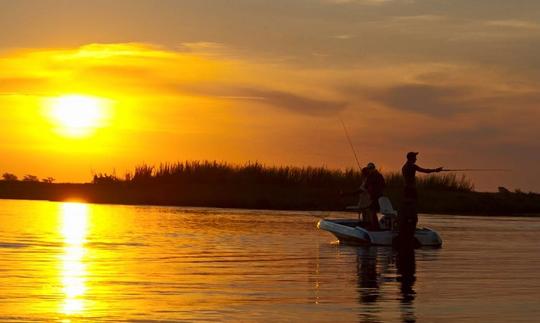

47,95,111,137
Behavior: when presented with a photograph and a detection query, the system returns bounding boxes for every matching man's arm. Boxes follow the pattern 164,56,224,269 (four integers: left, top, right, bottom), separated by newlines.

340,186,366,196
416,165,443,174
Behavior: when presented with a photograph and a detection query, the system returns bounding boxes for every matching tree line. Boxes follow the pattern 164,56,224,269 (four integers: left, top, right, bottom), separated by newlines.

2,173,55,183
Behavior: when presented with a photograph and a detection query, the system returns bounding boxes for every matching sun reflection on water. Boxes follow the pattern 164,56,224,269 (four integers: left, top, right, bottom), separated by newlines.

59,202,89,315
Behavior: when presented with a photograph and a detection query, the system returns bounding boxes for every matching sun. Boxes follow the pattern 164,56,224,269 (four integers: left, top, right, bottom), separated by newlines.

47,95,111,137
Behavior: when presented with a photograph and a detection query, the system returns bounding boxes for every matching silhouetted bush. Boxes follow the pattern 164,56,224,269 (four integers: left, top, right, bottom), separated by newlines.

23,175,39,182
2,173,18,181
92,173,121,184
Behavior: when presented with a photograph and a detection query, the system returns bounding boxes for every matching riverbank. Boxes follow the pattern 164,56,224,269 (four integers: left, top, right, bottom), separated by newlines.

0,161,538,215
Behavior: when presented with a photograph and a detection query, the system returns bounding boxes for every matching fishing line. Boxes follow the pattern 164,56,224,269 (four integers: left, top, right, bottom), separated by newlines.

441,168,511,172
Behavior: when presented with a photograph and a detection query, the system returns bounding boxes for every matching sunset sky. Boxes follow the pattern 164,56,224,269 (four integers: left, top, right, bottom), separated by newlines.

1,0,539,191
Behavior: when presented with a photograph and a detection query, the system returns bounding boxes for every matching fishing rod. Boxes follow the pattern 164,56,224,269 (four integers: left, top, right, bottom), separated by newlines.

441,168,511,172
339,117,362,171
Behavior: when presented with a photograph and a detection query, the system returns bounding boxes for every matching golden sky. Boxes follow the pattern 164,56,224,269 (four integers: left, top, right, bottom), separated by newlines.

1,0,539,191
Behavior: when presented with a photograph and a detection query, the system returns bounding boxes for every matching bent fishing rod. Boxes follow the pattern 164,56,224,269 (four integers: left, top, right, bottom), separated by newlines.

339,117,362,171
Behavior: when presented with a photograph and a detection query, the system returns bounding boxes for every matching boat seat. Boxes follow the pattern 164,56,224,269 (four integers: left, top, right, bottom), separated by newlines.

378,196,397,216
378,196,398,230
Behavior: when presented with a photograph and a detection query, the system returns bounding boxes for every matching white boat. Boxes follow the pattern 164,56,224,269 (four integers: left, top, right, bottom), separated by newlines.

317,197,443,247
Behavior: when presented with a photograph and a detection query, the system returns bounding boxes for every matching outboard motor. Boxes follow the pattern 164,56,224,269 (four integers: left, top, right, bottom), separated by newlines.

378,196,398,231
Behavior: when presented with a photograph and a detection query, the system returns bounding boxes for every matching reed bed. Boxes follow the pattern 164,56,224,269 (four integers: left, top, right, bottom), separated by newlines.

2,161,539,214
93,161,474,192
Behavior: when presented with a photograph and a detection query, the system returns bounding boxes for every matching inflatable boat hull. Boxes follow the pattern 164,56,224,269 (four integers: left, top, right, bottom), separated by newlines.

317,219,442,247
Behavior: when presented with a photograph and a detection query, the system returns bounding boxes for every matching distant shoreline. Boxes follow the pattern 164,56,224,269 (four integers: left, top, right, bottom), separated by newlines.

0,181,538,216
2,194,538,217
2,161,538,216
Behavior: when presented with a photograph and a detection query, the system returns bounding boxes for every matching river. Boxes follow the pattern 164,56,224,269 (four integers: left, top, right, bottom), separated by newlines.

0,199,538,322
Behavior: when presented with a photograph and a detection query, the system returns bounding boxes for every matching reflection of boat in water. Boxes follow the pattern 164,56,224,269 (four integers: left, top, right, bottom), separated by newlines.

314,233,440,322
317,197,443,247
355,246,417,323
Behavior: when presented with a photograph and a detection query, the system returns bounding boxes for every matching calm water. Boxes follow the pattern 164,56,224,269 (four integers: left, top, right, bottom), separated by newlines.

0,200,538,322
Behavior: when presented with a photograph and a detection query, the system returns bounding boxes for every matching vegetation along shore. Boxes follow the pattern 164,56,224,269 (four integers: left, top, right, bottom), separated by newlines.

0,161,538,215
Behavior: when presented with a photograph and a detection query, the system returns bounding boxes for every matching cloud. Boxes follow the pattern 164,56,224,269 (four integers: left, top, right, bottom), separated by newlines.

371,84,474,117
390,15,446,23
0,43,347,117
151,82,348,116
333,34,355,40
485,19,540,30
0,77,49,96
177,42,233,57
324,0,401,4
241,89,347,116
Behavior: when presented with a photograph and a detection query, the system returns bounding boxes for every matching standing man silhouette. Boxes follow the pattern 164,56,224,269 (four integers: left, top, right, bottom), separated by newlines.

398,152,442,247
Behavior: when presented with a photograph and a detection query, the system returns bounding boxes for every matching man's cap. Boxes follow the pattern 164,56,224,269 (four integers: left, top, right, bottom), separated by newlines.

406,152,419,159
366,162,376,169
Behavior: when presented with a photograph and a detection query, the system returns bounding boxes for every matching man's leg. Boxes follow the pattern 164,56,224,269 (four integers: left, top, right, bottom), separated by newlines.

361,208,377,230
369,207,380,230
397,201,416,247
360,209,369,228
